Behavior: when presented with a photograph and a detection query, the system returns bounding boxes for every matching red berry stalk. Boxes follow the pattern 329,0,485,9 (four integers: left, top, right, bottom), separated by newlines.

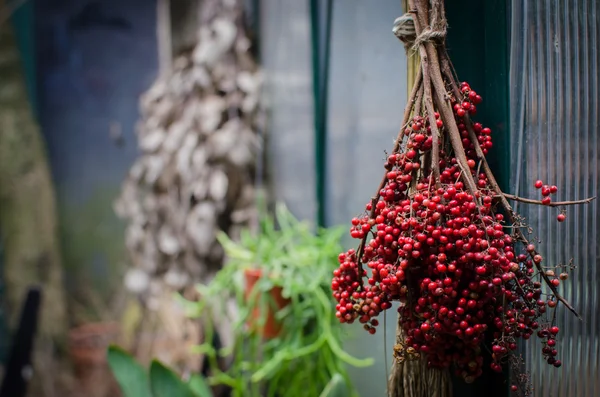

331,0,595,395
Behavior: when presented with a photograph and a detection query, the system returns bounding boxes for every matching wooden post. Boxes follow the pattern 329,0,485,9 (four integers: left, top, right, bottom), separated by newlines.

402,0,420,97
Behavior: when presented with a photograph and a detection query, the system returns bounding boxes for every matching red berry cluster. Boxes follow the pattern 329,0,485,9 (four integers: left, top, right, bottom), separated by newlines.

534,179,558,206
534,179,567,222
332,82,565,385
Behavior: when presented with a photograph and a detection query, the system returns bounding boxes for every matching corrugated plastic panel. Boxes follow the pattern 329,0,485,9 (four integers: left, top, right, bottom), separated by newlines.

509,1,600,395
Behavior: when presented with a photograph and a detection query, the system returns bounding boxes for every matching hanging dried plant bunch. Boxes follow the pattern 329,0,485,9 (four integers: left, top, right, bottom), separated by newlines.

331,0,595,395
115,0,263,305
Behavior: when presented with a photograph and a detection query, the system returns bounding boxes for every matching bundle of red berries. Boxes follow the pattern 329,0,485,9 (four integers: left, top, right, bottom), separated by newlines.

331,82,569,385
347,1,593,395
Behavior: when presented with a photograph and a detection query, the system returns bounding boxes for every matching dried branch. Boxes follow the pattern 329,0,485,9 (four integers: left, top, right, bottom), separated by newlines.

502,194,597,207
413,21,479,197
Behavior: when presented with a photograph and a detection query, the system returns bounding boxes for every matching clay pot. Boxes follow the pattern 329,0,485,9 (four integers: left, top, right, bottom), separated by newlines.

244,269,290,339
68,322,120,397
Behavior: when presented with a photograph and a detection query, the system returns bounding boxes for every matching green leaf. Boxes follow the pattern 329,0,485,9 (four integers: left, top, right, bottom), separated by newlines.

319,374,349,397
149,360,196,397
107,345,152,397
188,374,213,397
216,232,253,261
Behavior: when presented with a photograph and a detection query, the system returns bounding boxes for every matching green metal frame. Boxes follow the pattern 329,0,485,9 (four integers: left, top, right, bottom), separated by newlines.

310,0,333,228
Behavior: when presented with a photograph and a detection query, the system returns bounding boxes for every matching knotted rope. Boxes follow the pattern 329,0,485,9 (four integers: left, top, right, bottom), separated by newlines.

392,0,447,52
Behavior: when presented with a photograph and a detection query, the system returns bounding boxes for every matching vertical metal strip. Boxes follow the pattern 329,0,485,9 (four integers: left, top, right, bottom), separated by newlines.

310,0,334,227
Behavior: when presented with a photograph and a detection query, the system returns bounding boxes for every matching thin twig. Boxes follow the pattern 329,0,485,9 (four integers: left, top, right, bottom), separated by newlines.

413,80,424,118
418,46,441,188
438,48,461,101
501,194,596,207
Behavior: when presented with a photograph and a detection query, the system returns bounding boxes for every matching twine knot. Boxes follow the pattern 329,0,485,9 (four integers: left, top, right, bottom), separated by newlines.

393,3,447,52
392,14,417,48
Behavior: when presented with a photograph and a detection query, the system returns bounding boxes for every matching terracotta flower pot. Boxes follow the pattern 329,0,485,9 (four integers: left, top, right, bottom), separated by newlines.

244,268,291,339
68,322,120,397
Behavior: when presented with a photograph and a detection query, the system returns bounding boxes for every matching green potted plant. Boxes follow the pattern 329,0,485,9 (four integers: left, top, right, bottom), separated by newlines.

107,345,213,397
107,345,350,397
186,203,372,396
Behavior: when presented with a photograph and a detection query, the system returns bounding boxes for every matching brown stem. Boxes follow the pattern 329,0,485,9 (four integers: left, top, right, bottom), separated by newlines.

502,194,597,207
410,0,444,189
438,47,461,100
409,4,478,198
415,40,441,187
388,312,452,397
427,46,478,197
423,81,441,187
414,81,424,118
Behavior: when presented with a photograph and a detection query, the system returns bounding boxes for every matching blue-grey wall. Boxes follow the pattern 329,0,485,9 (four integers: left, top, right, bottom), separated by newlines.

34,0,158,305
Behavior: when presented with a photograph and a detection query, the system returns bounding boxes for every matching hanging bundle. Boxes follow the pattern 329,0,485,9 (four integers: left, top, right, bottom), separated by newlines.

331,1,594,396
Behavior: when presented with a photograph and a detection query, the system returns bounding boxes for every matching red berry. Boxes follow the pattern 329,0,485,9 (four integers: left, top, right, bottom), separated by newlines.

557,213,566,222
534,180,543,189
475,266,487,275
541,186,551,196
